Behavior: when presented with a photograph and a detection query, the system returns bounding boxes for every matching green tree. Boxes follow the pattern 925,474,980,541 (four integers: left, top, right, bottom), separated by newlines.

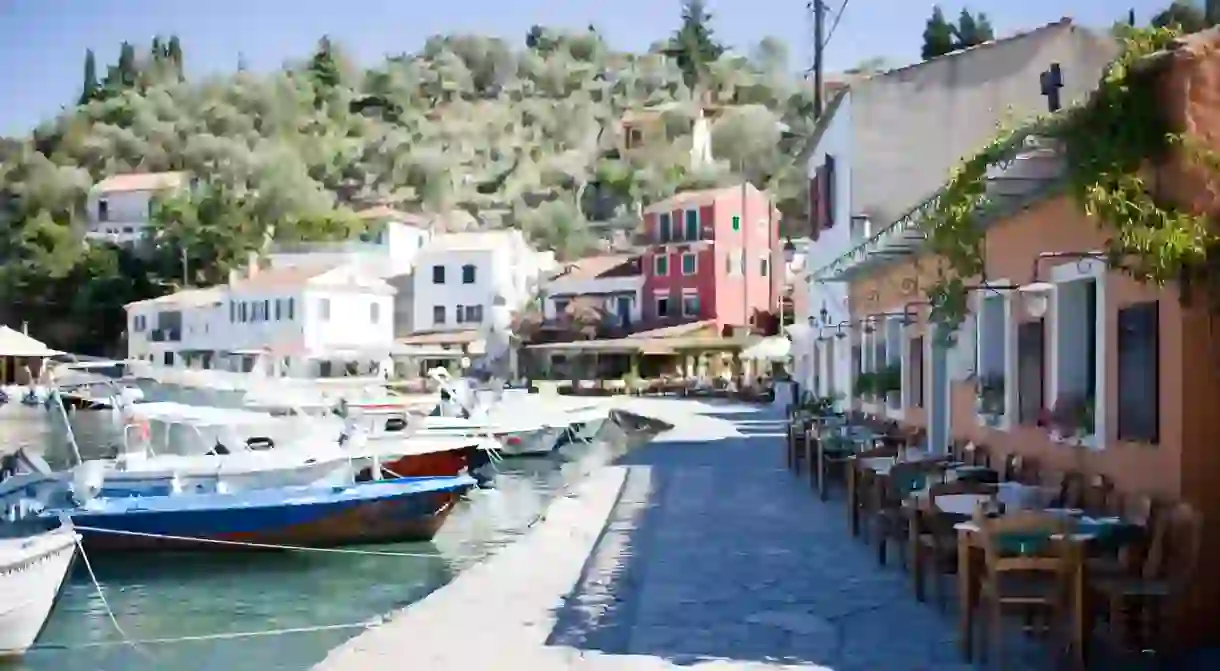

79,49,99,105
954,9,995,49
921,6,956,59
664,0,725,89
1152,1,1209,33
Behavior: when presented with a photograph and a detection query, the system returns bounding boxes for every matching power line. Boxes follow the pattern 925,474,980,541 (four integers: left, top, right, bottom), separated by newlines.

823,0,850,51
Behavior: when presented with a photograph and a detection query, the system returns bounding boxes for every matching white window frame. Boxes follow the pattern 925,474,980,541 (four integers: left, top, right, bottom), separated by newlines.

885,314,905,421
654,253,670,276
684,208,700,241
680,289,700,317
680,252,698,276
973,281,1017,431
1046,258,1107,450
654,292,672,318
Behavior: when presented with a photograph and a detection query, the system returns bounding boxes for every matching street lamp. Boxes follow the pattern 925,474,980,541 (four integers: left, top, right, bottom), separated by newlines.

783,238,797,265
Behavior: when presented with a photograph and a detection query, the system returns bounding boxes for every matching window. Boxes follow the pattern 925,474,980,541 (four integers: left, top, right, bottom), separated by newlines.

1052,277,1098,437
554,298,570,315
370,302,380,324
274,299,282,321
655,295,671,318
731,215,740,231
908,337,924,408
465,305,483,323
681,252,697,275
456,304,465,323
432,265,446,284
286,298,295,320
229,302,236,324
240,302,248,323
684,209,699,240
263,300,270,321
658,213,672,243
627,126,643,149
252,301,261,322
1117,301,1159,443
133,315,146,332
461,264,476,284
681,294,700,317
98,199,109,222
654,254,669,276
433,305,446,325
759,255,770,277
1017,320,1045,424
319,298,331,321
163,351,174,366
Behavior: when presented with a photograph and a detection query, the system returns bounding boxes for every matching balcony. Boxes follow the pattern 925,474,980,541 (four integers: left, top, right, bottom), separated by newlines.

149,328,181,343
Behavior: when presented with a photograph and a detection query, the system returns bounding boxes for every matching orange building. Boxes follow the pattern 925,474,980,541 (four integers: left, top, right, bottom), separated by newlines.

813,30,1220,645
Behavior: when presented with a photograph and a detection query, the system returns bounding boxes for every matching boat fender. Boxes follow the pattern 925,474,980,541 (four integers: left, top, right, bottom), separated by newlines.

70,460,106,506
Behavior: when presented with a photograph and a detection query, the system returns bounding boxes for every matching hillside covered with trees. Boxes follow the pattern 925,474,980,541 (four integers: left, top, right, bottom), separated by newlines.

0,1,818,353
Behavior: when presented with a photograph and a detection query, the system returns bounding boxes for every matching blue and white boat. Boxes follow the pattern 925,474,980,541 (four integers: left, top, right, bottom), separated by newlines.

0,519,78,658
14,474,474,553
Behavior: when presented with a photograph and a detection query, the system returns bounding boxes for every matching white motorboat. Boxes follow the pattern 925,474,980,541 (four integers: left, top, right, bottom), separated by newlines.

0,521,77,659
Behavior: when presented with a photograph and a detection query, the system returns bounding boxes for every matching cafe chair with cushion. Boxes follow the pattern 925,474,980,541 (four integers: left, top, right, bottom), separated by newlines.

974,510,1073,666
913,480,999,609
1001,453,1039,485
849,444,900,537
1089,501,1202,659
815,432,855,501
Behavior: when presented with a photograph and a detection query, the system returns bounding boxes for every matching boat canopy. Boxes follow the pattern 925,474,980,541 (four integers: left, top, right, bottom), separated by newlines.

127,401,280,427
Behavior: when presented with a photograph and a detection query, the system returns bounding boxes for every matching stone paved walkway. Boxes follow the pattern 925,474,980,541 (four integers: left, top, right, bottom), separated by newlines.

314,399,1057,670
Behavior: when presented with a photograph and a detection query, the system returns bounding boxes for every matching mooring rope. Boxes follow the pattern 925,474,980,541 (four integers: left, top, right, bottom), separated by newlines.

70,526,448,557
31,620,377,652
72,533,158,661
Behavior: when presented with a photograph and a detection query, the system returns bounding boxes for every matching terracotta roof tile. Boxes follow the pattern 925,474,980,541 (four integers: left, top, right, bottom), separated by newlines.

354,206,432,225
549,254,639,281
125,287,224,309
643,183,773,216
395,329,481,346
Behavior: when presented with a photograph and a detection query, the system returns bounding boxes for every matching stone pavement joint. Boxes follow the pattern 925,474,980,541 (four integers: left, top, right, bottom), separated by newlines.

313,398,1033,670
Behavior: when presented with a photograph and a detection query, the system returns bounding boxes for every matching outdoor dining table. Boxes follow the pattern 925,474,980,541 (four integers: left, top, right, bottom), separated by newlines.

846,449,944,536
951,510,1139,667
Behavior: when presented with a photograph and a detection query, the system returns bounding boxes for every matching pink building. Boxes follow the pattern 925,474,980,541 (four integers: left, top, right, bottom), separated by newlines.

640,184,781,334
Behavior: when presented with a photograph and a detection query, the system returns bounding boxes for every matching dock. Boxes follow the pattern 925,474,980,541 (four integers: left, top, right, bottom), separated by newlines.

312,399,979,670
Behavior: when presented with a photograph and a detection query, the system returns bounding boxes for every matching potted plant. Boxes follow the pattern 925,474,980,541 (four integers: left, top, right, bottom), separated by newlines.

854,371,876,401
1043,393,1095,445
976,374,1006,426
875,363,902,403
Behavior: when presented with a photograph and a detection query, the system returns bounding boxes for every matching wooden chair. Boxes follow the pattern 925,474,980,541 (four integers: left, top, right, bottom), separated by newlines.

963,441,991,468
815,431,854,501
975,510,1073,665
1083,474,1118,517
1090,501,1203,657
1052,471,1086,509
1087,494,1158,579
1001,453,1039,485
913,480,999,608
850,444,899,536
872,460,939,567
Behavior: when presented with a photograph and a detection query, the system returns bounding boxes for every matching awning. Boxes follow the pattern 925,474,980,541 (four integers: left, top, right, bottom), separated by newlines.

740,335,791,361
0,326,61,358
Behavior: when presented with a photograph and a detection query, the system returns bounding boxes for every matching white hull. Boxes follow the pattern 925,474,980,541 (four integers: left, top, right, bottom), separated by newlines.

0,526,77,658
102,454,356,495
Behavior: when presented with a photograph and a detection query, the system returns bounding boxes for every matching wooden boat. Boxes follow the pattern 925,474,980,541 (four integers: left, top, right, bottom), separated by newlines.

0,522,77,658
43,475,475,553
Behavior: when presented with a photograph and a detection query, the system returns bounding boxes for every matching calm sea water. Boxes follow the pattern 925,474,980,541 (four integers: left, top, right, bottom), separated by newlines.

0,405,633,671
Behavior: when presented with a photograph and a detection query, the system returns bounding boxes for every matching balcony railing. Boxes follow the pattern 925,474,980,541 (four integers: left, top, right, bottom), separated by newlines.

149,328,181,343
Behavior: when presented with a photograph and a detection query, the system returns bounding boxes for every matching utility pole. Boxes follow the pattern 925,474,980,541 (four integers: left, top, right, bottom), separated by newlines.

813,0,825,118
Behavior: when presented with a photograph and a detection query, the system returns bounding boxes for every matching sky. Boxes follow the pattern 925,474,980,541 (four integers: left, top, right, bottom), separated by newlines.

0,0,1180,136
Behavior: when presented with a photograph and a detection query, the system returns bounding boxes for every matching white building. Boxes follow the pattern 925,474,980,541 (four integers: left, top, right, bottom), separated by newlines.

800,19,1116,441
542,254,644,328
86,171,187,245
267,207,432,277
125,262,396,377
411,230,556,334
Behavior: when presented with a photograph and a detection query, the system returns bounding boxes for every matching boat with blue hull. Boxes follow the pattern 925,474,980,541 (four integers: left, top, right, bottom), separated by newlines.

30,475,475,553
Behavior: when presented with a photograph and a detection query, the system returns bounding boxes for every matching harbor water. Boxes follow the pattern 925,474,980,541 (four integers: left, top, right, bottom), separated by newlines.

0,405,639,671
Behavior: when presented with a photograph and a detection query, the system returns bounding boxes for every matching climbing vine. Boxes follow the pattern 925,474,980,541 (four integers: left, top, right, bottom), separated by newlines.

918,24,1214,329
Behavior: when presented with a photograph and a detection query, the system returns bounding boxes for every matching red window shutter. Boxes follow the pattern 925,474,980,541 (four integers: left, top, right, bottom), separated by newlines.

822,155,836,229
